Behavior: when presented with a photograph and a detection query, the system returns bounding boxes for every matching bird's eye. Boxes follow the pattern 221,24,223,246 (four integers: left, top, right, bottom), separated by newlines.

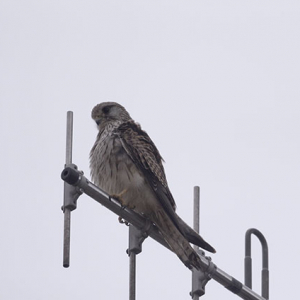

102,106,111,114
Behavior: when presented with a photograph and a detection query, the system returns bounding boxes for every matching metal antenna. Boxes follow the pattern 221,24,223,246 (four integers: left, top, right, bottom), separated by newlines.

245,228,269,300
61,164,268,300
60,112,269,300
62,111,82,268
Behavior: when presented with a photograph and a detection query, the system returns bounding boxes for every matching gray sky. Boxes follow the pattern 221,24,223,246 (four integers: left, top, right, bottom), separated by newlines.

1,1,299,299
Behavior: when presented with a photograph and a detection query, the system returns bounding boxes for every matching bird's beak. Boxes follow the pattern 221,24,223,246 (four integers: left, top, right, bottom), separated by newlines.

95,119,102,126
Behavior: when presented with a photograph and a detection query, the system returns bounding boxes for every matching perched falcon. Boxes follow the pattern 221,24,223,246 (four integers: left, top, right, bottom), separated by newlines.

90,102,215,270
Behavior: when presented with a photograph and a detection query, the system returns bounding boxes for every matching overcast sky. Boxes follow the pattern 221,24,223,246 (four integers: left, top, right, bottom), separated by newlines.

1,1,299,299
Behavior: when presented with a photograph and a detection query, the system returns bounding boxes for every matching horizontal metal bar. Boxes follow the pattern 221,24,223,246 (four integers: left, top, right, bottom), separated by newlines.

212,266,266,300
61,165,266,300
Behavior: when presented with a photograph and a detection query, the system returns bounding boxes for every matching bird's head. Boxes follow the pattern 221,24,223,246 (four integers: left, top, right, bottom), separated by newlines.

91,102,131,127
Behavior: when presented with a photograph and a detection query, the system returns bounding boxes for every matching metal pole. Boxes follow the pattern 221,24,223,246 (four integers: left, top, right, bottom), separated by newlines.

63,111,73,268
127,224,148,300
129,253,136,300
65,111,73,165
62,112,81,267
192,186,200,300
193,186,200,241
63,209,71,267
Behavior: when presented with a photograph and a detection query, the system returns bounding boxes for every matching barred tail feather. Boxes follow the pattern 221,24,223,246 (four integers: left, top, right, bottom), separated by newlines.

152,209,202,270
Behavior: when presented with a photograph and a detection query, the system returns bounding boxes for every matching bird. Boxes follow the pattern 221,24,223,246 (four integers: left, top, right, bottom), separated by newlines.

89,102,216,270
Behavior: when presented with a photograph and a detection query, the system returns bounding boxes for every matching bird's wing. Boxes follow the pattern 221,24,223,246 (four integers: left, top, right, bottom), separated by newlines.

115,121,177,213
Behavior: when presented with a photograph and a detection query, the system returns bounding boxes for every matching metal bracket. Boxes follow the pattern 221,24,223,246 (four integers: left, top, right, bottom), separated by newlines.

191,250,216,298
61,163,82,212
127,221,152,256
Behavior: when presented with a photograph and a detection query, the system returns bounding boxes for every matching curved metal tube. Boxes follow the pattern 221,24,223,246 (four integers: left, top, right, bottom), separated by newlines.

245,228,269,299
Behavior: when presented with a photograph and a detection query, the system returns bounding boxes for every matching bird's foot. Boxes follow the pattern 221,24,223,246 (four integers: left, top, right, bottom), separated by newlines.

110,189,128,206
110,190,136,210
110,189,136,226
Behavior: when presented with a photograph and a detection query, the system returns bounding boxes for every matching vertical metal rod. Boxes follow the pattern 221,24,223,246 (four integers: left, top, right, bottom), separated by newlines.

63,111,73,268
128,224,144,300
193,186,200,238
245,228,269,300
129,253,136,300
65,111,73,165
193,186,200,300
63,209,71,267
244,241,252,289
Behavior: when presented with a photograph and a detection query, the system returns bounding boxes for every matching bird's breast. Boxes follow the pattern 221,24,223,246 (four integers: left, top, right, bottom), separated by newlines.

90,132,159,214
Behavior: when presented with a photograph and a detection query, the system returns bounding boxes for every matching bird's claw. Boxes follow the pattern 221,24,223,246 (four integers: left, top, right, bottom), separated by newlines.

110,189,128,204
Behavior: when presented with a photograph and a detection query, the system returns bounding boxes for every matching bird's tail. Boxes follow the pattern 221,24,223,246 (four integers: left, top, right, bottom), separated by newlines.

151,209,202,270
174,214,216,253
